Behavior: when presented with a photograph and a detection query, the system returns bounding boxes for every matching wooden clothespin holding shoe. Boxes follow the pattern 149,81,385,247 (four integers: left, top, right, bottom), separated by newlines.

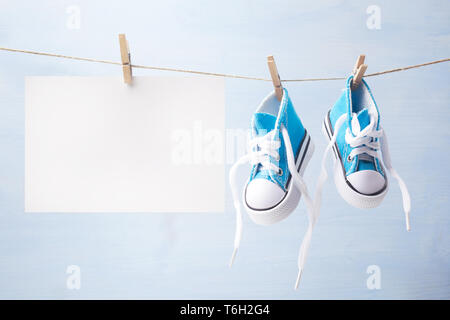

267,55,283,101
351,54,368,90
118,34,132,84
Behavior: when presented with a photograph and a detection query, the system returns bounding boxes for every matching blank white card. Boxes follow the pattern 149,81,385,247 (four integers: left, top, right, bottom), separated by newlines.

25,76,225,212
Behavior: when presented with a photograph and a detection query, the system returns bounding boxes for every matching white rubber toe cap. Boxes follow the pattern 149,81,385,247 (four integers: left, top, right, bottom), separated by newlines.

245,178,285,210
347,170,386,195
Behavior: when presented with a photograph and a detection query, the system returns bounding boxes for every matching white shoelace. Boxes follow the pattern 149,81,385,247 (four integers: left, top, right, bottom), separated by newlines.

229,126,316,290
315,113,411,232
228,130,281,266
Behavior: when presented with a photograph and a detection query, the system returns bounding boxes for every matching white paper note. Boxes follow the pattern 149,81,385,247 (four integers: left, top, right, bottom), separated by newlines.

25,76,225,213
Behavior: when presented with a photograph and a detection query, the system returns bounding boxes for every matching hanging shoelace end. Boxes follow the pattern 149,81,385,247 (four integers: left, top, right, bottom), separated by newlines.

405,210,411,232
400,180,411,232
229,247,238,267
294,269,303,290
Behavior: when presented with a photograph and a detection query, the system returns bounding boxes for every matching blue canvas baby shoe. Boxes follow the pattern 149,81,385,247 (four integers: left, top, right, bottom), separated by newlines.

315,75,411,230
229,88,317,288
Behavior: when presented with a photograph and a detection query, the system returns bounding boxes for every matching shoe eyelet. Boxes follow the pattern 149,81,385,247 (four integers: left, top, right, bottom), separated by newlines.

277,168,283,176
347,155,353,162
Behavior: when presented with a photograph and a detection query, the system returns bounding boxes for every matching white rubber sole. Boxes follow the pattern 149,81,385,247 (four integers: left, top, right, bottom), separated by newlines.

322,114,387,209
244,133,314,226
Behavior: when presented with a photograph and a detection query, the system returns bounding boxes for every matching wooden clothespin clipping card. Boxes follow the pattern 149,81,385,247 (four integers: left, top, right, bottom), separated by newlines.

267,55,283,101
118,34,132,84
351,54,368,90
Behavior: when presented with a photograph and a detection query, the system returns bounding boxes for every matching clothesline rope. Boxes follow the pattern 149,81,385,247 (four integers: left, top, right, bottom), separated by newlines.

0,47,448,82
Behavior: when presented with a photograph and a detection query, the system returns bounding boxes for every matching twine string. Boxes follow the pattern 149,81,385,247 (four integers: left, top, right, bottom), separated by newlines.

0,47,448,82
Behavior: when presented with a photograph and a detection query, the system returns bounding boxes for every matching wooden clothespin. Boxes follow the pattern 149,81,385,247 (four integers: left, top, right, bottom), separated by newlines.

351,54,368,90
118,34,132,84
267,55,283,101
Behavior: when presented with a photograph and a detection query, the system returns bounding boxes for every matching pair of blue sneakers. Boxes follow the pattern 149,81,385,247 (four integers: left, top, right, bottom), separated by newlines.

229,75,411,289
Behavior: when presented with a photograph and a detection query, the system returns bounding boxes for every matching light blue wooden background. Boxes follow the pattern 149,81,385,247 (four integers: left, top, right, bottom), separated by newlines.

0,0,449,299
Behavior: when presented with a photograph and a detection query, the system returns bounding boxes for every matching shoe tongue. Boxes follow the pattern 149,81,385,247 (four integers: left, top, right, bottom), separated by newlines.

252,112,277,136
352,108,374,165
357,108,370,129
